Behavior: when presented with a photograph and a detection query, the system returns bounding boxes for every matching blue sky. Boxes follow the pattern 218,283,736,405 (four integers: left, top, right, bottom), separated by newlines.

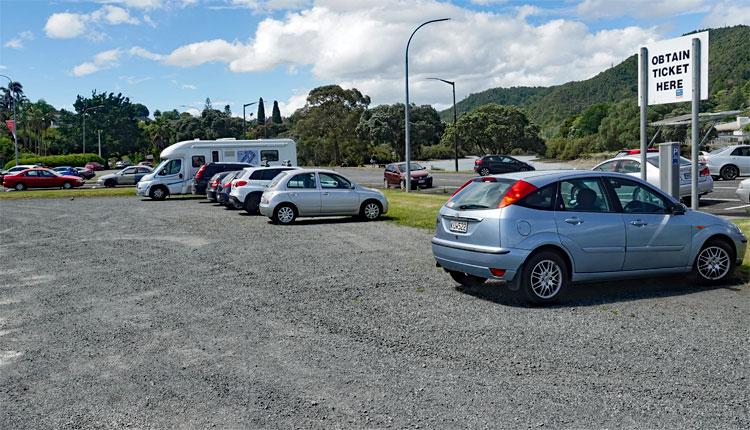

0,0,747,117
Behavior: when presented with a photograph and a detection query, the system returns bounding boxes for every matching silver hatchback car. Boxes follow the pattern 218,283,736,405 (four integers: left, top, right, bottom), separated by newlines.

259,169,389,224
432,171,747,305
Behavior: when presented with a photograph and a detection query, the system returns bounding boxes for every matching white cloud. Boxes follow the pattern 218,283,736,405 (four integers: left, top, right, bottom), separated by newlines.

701,1,750,27
98,0,164,9
182,84,197,90
72,48,122,76
44,5,140,39
134,0,661,108
576,0,707,20
45,12,88,39
129,46,164,60
229,0,311,10
4,31,34,50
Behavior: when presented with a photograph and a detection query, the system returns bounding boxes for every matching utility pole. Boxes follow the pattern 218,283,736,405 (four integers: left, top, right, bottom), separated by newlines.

97,130,102,157
691,38,701,211
404,18,450,192
81,105,103,154
427,77,458,172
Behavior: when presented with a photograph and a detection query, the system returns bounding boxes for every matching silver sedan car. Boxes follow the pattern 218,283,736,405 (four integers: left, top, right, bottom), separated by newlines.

97,166,153,187
259,169,388,224
432,171,746,305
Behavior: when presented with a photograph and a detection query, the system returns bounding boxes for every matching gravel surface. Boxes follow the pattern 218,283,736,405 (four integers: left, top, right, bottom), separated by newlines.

1,197,748,428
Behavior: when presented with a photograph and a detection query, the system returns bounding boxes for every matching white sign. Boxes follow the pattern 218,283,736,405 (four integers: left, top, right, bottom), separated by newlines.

638,31,708,106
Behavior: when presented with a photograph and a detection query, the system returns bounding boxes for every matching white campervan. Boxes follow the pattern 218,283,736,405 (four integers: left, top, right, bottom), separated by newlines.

136,138,297,200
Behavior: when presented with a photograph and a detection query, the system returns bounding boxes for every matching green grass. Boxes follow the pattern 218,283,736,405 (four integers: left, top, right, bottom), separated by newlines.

381,189,448,230
733,219,750,276
0,187,136,200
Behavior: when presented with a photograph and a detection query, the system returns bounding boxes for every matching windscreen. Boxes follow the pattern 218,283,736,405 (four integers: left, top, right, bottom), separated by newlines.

447,179,515,210
397,162,425,171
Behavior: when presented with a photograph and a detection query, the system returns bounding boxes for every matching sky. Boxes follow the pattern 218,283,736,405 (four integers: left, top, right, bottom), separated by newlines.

0,0,748,118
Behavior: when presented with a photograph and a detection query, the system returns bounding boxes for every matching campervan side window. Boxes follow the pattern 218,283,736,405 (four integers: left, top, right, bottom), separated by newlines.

160,159,182,175
192,155,205,168
212,151,219,162
261,150,279,162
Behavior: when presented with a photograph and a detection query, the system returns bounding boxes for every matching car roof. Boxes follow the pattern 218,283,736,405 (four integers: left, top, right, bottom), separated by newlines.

241,165,298,172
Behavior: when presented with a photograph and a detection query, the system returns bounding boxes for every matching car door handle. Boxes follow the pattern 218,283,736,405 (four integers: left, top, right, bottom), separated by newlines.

630,220,648,227
322,192,330,196
564,217,583,225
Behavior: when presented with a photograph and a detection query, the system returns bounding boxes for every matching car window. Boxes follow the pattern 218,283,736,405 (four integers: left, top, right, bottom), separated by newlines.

25,170,38,177
617,160,641,173
192,155,205,168
260,150,279,162
160,159,182,175
447,178,515,210
593,161,618,172
319,172,352,189
123,167,136,175
559,178,611,213
287,173,317,189
137,167,150,174
518,183,557,211
606,177,669,214
39,170,55,177
731,146,750,156
260,169,284,181
249,170,264,180
499,156,515,163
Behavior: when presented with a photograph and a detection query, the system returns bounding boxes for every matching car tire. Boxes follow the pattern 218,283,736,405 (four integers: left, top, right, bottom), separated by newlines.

359,200,382,221
62,182,73,190
520,251,569,305
448,270,487,288
104,179,116,188
273,204,296,225
149,186,168,201
692,239,735,285
720,165,739,181
244,193,261,215
383,178,389,189
14,182,26,191
479,167,490,176
399,180,406,190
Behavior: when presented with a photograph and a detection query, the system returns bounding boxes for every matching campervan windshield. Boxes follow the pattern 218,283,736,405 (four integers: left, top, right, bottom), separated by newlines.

154,159,170,174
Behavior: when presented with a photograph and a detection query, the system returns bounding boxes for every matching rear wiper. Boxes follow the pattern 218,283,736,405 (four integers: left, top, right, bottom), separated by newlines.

458,204,490,210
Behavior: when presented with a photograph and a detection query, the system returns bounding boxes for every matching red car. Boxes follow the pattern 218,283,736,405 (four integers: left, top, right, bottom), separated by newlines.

1,168,85,191
85,161,105,171
383,162,433,189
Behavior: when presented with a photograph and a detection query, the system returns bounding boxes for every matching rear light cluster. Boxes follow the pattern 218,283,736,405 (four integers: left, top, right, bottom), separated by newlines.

195,165,207,181
234,180,248,187
499,180,537,208
474,158,483,165
700,167,710,177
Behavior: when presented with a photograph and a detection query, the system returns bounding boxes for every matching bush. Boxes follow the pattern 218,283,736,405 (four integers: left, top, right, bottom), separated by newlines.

545,136,597,160
420,143,457,160
368,143,398,164
4,153,105,169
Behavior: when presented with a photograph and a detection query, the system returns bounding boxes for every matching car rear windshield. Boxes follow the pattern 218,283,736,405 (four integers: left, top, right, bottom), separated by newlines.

646,156,691,167
447,179,515,210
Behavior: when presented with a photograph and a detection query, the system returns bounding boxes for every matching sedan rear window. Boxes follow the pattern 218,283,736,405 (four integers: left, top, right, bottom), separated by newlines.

447,179,515,210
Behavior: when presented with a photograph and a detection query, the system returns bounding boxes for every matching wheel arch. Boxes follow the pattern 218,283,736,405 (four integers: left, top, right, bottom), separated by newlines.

524,244,574,278
360,198,382,212
697,233,737,261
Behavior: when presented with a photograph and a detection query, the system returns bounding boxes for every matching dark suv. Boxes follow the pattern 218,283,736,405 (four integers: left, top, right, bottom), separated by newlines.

473,155,534,176
193,162,253,194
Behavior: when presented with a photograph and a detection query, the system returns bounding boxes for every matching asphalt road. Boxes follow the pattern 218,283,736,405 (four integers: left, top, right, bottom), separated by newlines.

1,197,748,428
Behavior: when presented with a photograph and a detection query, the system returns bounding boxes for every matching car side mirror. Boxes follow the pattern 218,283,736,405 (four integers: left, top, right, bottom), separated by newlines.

671,203,687,215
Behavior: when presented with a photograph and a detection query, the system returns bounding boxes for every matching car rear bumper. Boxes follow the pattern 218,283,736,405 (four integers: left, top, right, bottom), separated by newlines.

736,186,750,204
431,237,528,282
229,196,242,209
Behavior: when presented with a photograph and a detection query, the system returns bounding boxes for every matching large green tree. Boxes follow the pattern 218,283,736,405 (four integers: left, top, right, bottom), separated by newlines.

356,103,443,160
291,85,370,165
443,104,545,155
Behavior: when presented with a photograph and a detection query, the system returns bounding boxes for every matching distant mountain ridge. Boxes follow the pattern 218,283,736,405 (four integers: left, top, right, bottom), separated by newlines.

441,25,750,136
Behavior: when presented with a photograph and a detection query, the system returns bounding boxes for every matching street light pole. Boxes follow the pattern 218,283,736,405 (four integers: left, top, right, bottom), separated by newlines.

243,102,257,137
0,74,20,166
427,77,458,172
81,105,103,154
97,130,102,158
404,18,450,192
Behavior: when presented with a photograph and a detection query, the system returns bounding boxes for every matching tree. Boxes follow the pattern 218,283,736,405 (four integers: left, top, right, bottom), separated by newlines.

569,103,610,138
204,97,213,111
257,97,266,125
272,100,282,124
444,104,544,155
291,85,370,165
356,103,443,160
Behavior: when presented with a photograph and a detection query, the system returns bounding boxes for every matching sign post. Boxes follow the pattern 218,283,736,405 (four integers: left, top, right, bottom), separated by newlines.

639,31,708,209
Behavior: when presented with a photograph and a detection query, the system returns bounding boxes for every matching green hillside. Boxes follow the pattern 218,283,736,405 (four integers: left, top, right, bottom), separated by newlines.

443,25,750,136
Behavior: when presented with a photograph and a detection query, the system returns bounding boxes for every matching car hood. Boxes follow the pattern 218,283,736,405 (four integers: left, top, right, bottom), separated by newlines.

140,172,156,182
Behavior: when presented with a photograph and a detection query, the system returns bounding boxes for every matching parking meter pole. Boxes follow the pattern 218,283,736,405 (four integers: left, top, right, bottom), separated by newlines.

639,47,648,182
659,142,680,200
691,38,701,211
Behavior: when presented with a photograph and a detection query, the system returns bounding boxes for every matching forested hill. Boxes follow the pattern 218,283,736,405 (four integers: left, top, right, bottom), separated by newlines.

442,25,750,136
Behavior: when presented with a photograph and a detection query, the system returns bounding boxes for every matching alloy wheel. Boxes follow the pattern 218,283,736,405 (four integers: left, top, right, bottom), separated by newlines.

722,165,739,180
530,259,562,299
277,206,295,224
696,246,731,280
363,202,380,220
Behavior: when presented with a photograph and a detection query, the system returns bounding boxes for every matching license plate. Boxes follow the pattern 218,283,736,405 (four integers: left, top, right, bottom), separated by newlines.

418,179,425,183
449,220,468,233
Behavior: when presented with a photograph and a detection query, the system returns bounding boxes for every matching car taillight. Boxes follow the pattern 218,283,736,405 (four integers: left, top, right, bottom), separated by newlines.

235,180,248,187
195,165,207,180
451,179,474,197
498,180,537,208
700,167,710,177
474,158,482,165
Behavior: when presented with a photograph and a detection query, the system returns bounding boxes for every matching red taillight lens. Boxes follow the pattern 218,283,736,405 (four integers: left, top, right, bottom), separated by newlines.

498,180,537,208
700,167,710,177
451,179,474,197
195,165,207,180
235,180,247,187
490,268,506,277
223,183,231,189
475,158,483,165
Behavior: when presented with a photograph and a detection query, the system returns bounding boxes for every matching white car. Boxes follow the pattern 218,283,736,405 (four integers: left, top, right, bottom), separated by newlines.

592,153,713,204
703,144,750,180
736,178,750,204
228,166,299,213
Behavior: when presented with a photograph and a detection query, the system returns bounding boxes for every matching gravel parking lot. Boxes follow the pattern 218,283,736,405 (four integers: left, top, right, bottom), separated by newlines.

1,197,748,428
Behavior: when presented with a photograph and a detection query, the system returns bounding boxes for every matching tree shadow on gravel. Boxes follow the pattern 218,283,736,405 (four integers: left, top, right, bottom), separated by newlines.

138,196,205,202
456,274,748,308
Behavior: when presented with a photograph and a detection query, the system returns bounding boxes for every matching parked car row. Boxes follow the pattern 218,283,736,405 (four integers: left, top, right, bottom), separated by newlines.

0,167,85,190
198,166,388,224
